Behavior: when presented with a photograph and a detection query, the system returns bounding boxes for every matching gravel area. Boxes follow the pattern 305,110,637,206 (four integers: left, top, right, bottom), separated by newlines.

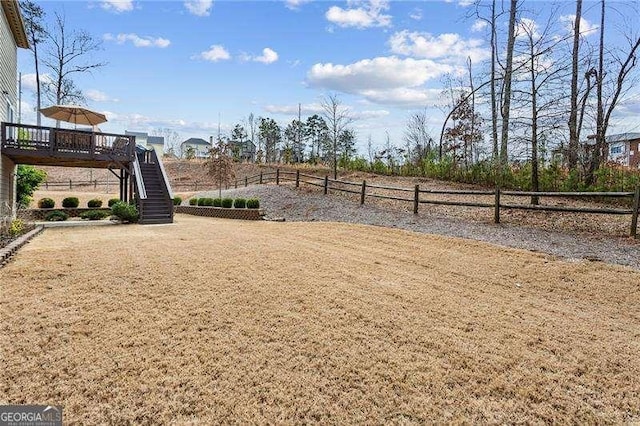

194,184,640,270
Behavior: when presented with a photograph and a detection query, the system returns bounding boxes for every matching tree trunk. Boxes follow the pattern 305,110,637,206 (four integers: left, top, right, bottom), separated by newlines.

530,38,539,205
587,0,606,186
490,0,499,162
568,0,582,171
499,0,518,171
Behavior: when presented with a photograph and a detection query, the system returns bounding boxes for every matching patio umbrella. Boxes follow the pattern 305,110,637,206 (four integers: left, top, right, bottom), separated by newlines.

40,105,108,126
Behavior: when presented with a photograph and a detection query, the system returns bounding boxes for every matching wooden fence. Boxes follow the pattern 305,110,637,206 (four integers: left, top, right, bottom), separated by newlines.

231,169,640,238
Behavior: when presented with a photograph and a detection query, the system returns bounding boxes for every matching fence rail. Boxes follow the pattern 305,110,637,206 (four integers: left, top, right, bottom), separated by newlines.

230,169,640,238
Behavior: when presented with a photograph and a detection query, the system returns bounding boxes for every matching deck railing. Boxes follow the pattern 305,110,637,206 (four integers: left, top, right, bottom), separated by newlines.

1,122,135,160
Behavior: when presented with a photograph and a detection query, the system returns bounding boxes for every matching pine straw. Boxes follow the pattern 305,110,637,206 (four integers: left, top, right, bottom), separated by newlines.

1,215,639,424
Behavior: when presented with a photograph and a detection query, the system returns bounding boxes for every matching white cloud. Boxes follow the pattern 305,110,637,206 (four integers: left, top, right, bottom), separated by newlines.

308,56,452,92
86,89,118,103
388,30,490,64
101,0,134,13
409,8,422,21
307,56,453,108
326,0,392,29
184,0,213,17
285,0,311,10
20,73,53,93
264,103,324,115
194,45,230,62
255,48,279,64
559,15,598,37
516,17,540,40
471,20,487,32
103,33,170,48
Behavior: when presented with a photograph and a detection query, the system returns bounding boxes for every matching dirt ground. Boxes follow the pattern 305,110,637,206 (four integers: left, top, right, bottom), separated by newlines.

1,215,639,423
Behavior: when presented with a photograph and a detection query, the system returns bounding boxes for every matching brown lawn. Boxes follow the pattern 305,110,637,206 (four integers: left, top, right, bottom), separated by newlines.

1,215,639,424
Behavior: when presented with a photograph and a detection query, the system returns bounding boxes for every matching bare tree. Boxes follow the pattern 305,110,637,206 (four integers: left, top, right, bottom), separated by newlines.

20,1,46,125
404,109,433,165
321,93,353,179
43,12,107,105
586,0,640,184
205,139,235,199
151,128,182,157
567,0,583,171
499,0,519,169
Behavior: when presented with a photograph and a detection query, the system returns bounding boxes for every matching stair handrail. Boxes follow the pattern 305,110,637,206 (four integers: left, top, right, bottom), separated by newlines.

153,150,174,200
133,155,147,199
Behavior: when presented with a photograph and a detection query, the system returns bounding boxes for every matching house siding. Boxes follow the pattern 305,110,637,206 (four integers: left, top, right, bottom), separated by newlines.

1,5,20,219
630,140,640,168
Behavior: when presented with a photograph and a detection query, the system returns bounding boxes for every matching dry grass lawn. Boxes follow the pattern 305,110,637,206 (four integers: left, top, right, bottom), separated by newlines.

1,215,639,423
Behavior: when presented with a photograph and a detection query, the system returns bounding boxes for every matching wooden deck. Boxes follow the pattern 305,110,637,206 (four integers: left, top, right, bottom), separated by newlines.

1,122,135,168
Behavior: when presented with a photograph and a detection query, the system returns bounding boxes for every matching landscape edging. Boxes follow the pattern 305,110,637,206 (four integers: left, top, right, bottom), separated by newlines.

0,226,44,268
175,205,264,220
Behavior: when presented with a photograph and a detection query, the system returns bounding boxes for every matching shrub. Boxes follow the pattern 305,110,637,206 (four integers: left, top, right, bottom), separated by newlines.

38,198,55,209
213,198,222,207
87,198,103,208
189,198,198,206
9,219,25,237
197,198,206,206
233,198,246,208
80,210,110,220
45,210,68,222
222,198,233,208
202,198,214,207
246,198,260,209
173,196,183,206
62,197,79,208
17,165,46,208
111,202,139,223
108,198,120,207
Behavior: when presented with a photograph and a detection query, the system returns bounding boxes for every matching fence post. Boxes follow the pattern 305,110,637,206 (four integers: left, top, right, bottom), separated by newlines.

245,176,248,187
413,184,419,215
195,182,198,191
260,172,263,184
360,180,366,205
296,170,300,188
631,185,640,238
276,168,280,185
234,179,237,189
69,179,72,190
324,175,328,195
45,181,48,190
494,186,501,224
94,179,97,189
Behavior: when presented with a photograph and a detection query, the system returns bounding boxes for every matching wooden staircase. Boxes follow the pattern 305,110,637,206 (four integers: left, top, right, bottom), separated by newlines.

135,150,174,224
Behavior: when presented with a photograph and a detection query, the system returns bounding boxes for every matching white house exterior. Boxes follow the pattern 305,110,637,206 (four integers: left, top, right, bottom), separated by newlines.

1,0,28,219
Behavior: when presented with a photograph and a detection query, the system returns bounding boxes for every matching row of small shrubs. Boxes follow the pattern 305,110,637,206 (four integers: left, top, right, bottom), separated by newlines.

44,202,139,223
187,197,260,209
38,197,123,209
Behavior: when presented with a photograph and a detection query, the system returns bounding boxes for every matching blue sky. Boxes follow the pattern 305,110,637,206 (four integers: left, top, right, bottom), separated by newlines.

17,0,640,154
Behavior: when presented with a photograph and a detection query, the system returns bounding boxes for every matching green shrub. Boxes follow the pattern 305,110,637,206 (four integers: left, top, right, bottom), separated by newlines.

202,198,214,207
9,219,25,236
233,198,246,208
80,210,110,220
87,198,103,208
62,197,79,208
45,210,68,222
213,198,222,207
111,202,139,223
222,198,233,208
189,198,198,206
17,165,46,208
197,198,206,206
38,198,55,209
173,196,183,206
246,198,260,209
108,198,120,207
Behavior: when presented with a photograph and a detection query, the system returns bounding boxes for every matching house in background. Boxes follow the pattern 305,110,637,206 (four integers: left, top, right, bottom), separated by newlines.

180,137,211,159
1,0,29,218
605,133,640,168
229,139,256,162
125,130,165,158
147,136,165,157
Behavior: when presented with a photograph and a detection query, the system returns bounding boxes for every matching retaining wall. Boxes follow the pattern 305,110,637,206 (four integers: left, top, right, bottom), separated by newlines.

175,206,264,220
